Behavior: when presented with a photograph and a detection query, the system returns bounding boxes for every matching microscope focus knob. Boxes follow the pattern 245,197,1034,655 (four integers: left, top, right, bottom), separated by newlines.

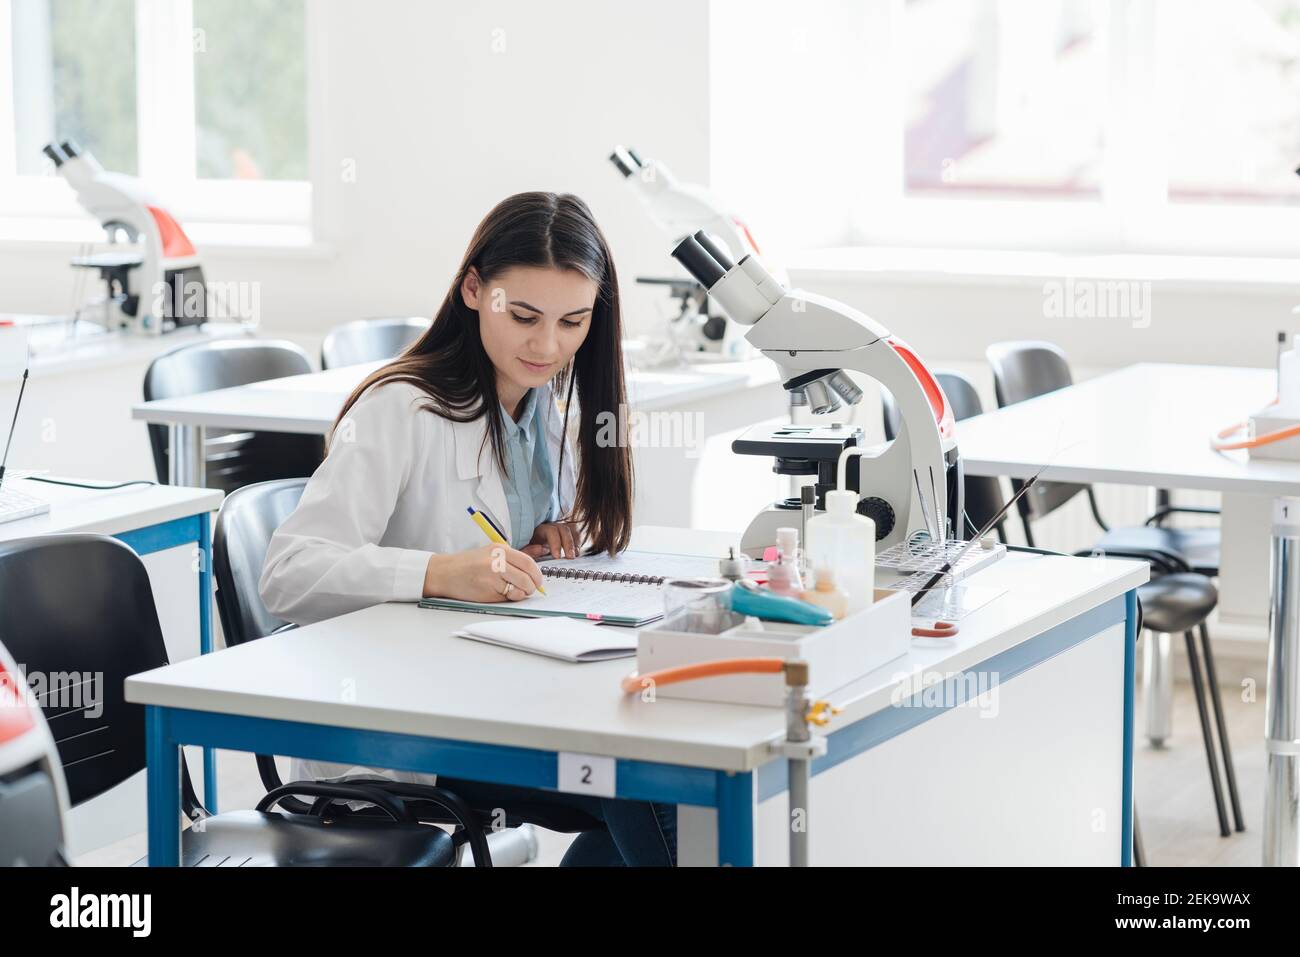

856,497,894,541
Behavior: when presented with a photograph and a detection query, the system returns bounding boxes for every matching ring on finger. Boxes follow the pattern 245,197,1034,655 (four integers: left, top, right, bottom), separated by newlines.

501,580,514,596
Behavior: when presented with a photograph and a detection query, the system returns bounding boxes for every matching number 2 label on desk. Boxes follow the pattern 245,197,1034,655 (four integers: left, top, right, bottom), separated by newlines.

558,752,616,797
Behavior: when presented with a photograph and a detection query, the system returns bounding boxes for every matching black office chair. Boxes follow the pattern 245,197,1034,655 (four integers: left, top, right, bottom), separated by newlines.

0,534,463,866
985,340,1220,573
143,339,326,493
320,317,430,370
883,370,1009,541
213,478,307,649
213,479,602,861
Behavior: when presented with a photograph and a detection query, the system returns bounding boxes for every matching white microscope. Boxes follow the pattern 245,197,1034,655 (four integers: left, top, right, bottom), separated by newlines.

44,140,207,335
611,145,784,359
670,230,962,555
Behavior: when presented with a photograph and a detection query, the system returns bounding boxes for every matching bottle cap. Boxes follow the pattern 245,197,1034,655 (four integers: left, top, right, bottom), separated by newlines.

776,527,798,553
719,546,748,580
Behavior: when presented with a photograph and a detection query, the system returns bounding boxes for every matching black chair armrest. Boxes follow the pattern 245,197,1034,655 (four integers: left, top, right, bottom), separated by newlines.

358,780,493,867
256,782,414,824
1144,505,1221,527
1085,487,1111,532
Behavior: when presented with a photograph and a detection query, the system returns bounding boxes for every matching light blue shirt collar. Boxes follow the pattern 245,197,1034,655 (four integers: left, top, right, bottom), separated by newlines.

497,389,556,549
499,388,539,437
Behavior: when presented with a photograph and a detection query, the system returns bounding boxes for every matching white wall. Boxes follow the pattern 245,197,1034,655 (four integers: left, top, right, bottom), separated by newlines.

5,0,1298,374
0,0,713,339
5,0,1300,499
797,274,1300,378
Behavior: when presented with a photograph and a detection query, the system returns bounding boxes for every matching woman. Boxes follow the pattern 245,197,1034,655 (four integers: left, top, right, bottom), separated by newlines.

259,192,673,866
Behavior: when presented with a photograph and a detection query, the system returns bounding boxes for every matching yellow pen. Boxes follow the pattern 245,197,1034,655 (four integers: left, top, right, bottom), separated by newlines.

466,506,546,595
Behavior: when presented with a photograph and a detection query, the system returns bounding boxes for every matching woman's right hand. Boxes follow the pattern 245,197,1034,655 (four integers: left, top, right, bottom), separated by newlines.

423,545,544,603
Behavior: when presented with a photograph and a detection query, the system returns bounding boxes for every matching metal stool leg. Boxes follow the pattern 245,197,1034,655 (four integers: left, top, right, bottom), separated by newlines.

1185,630,1231,837
1144,632,1174,746
1198,622,1245,832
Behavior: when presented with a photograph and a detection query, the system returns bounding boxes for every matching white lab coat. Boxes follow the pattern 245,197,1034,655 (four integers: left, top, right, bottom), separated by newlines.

258,378,577,785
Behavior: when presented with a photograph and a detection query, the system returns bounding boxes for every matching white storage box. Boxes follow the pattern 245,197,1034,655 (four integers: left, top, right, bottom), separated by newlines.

636,588,911,707
1249,411,1300,461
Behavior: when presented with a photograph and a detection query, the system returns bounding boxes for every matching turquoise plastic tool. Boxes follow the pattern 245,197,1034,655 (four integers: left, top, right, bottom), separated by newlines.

730,581,833,626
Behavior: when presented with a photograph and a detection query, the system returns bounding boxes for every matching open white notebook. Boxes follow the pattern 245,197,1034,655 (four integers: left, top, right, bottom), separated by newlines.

419,549,721,626
455,617,637,662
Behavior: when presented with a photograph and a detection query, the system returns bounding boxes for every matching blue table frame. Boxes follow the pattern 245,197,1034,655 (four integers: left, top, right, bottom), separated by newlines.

117,511,217,812
143,590,1137,866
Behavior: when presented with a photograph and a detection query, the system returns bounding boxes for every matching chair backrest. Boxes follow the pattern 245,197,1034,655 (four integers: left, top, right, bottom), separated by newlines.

881,387,901,442
985,340,1084,521
143,339,322,491
212,478,308,647
882,370,990,440
320,317,430,370
878,371,1008,536
933,370,983,421
0,535,170,807
986,340,1073,407
933,370,1008,535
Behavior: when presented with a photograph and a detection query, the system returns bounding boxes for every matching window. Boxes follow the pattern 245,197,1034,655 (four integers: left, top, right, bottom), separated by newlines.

1159,0,1300,205
711,0,1300,259
193,0,307,181
12,0,138,176
903,0,1106,197
1,0,310,232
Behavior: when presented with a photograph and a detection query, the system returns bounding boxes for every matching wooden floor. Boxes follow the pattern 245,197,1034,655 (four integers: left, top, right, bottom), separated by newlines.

78,676,1267,867
1134,675,1264,867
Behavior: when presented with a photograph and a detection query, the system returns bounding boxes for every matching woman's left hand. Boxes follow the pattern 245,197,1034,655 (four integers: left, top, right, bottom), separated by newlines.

523,521,581,560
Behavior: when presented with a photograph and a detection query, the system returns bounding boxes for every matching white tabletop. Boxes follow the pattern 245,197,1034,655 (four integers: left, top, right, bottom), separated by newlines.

0,476,222,541
17,321,253,378
131,357,780,433
125,526,1145,772
957,363,1300,495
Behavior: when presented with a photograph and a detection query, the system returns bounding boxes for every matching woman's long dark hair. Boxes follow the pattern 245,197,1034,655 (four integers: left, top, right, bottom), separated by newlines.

335,191,633,555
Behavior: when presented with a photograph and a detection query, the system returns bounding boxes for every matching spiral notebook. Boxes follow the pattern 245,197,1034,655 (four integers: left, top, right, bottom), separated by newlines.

417,549,721,626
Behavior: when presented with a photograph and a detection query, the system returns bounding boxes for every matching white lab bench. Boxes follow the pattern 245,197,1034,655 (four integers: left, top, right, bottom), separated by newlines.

131,357,791,530
1,322,253,484
0,476,223,856
126,526,1146,866
957,362,1283,645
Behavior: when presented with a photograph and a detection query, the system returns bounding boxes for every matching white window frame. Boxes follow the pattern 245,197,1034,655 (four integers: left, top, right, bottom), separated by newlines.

0,0,315,238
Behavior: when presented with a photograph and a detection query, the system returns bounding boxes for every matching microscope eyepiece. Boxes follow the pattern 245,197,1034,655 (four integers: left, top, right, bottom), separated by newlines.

60,139,80,159
693,230,735,272
42,143,67,167
670,234,727,289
